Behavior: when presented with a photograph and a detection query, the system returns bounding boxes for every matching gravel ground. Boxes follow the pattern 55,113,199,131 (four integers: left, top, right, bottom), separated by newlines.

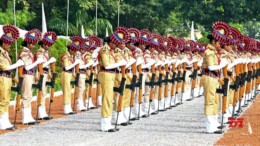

0,93,224,146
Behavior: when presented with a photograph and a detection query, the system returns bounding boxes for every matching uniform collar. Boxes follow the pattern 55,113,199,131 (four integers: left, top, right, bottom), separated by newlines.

0,46,7,54
83,51,91,56
207,44,215,50
66,51,71,57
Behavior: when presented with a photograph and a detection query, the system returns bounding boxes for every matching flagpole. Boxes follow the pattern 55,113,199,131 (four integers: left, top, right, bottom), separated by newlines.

14,0,17,61
117,0,120,27
66,0,70,46
95,0,98,35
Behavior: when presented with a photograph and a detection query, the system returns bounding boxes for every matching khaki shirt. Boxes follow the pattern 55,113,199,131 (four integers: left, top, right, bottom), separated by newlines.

99,45,116,67
19,47,34,66
143,50,152,64
82,51,92,65
60,51,74,67
0,47,11,71
202,44,218,68
36,47,49,69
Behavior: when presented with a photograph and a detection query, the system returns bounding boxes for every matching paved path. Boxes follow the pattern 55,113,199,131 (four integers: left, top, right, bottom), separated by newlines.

0,95,224,146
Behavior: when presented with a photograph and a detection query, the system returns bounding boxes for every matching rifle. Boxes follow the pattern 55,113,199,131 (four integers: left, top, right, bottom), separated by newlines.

236,63,246,114
46,63,57,118
158,65,164,111
215,65,229,134
86,65,94,110
137,64,146,118
163,63,169,109
187,62,198,101
11,67,24,128
147,64,156,115
95,65,101,107
128,62,137,122
230,64,240,117
180,63,187,104
250,62,256,100
196,68,203,98
34,63,44,123
114,65,126,130
253,62,259,98
244,62,252,105
72,64,80,112
174,64,182,106
170,63,176,107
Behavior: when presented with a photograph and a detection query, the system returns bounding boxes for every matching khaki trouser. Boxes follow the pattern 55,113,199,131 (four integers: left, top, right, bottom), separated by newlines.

61,72,72,105
123,73,132,108
154,70,165,100
113,73,128,111
135,72,149,103
99,72,115,118
185,70,192,92
78,73,87,101
201,75,220,115
40,73,48,107
22,74,34,108
0,76,12,115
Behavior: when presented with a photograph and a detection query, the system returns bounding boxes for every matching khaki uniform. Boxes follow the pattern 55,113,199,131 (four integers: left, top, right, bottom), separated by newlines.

113,48,126,111
122,48,133,108
170,53,179,97
36,47,50,107
165,52,172,98
0,47,12,115
151,51,159,100
184,53,193,91
61,51,74,105
143,50,152,103
19,47,35,108
201,44,220,115
157,52,166,100
98,46,116,118
79,52,92,101
132,48,144,103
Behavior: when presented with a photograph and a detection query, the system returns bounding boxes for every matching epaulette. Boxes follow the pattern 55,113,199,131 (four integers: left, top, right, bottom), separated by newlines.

61,53,67,61
115,48,121,53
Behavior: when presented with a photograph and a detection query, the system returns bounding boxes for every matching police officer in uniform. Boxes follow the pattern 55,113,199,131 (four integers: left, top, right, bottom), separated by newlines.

60,36,82,114
19,29,44,125
0,24,23,130
99,33,127,132
36,31,57,120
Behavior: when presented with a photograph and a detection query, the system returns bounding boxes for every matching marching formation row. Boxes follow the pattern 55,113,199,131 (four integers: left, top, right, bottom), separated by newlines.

0,21,260,133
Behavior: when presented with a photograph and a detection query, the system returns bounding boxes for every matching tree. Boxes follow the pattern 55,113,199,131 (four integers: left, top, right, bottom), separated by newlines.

0,0,35,28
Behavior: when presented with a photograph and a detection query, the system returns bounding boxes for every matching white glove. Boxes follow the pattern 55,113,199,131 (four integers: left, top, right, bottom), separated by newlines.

64,59,80,71
79,59,94,69
92,47,102,57
142,59,155,69
208,58,228,71
126,58,136,68
104,59,127,70
136,58,144,66
187,58,198,65
198,60,203,67
6,59,24,71
25,58,44,71
170,59,177,65
180,58,188,64
43,57,56,68
155,60,163,67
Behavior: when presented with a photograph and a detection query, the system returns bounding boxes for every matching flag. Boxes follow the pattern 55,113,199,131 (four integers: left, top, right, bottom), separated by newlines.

105,27,109,37
42,3,47,36
81,25,85,38
190,21,195,41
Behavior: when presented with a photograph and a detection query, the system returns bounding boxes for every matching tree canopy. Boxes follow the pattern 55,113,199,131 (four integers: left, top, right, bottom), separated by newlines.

0,0,259,39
